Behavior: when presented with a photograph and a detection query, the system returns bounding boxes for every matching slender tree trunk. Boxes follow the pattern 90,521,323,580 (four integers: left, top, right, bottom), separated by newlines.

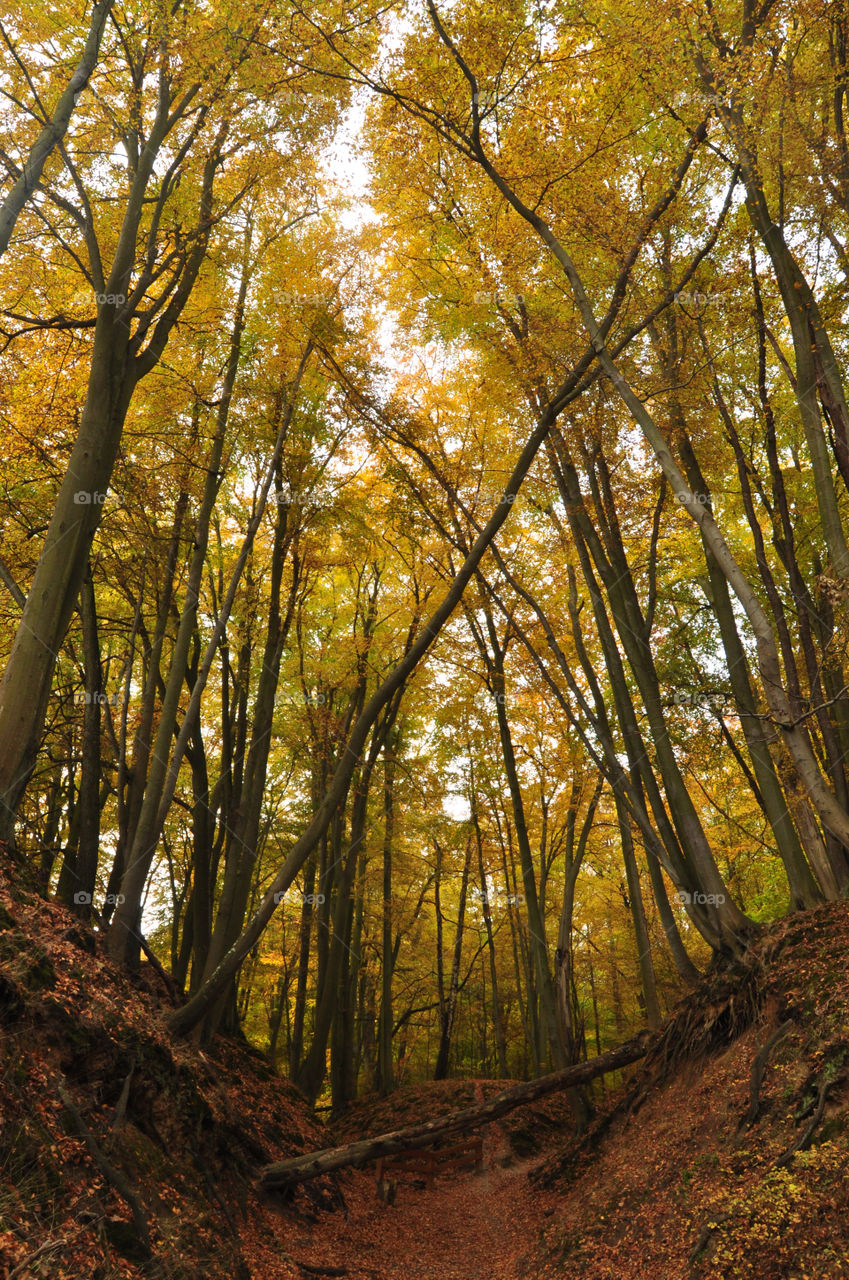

111,491,188,913
166,387,577,1038
617,794,662,1031
475,608,565,1070
56,569,103,914
296,775,368,1101
434,834,473,1080
333,842,366,1109
554,777,600,1130
289,850,318,1080
470,771,508,1079
0,115,218,844
198,511,300,1034
185,706,213,991
377,734,398,1095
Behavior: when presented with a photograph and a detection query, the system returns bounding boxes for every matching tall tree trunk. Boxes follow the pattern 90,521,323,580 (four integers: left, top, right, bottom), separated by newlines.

185,689,214,991
554,776,601,1130
57,568,103,916
468,603,565,1069
197,512,300,1035
377,733,398,1095
0,116,219,844
289,851,318,1080
332,842,366,1110
110,491,188,915
296,774,369,1102
617,794,662,1031
434,834,473,1080
470,769,508,1079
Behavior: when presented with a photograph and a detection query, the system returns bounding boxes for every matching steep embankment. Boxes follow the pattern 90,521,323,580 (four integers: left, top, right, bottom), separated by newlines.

525,902,849,1279
0,853,341,1279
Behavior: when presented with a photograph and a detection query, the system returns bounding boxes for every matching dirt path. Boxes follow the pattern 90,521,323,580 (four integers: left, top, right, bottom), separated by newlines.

282,1088,559,1280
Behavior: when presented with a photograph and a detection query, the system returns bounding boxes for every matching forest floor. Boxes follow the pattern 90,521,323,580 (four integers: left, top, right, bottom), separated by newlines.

2,845,849,1280
250,1088,560,1280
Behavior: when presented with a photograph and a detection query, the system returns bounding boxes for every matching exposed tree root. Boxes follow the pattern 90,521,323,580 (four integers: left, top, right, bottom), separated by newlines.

7,1238,68,1279
638,954,766,1087
738,1020,794,1132
775,1072,839,1168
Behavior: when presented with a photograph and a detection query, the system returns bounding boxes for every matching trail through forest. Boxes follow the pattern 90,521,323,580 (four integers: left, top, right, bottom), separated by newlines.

275,1092,556,1280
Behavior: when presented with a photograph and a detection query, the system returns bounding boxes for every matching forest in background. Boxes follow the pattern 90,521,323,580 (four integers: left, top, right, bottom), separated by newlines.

1,0,849,1116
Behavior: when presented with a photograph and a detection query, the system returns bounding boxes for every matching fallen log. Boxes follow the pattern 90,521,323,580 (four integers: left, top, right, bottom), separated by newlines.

260,1029,653,1189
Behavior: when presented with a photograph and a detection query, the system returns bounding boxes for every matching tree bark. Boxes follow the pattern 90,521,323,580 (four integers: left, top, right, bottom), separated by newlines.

56,568,102,915
377,733,398,1094
470,767,508,1079
434,833,473,1079
472,604,565,1070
